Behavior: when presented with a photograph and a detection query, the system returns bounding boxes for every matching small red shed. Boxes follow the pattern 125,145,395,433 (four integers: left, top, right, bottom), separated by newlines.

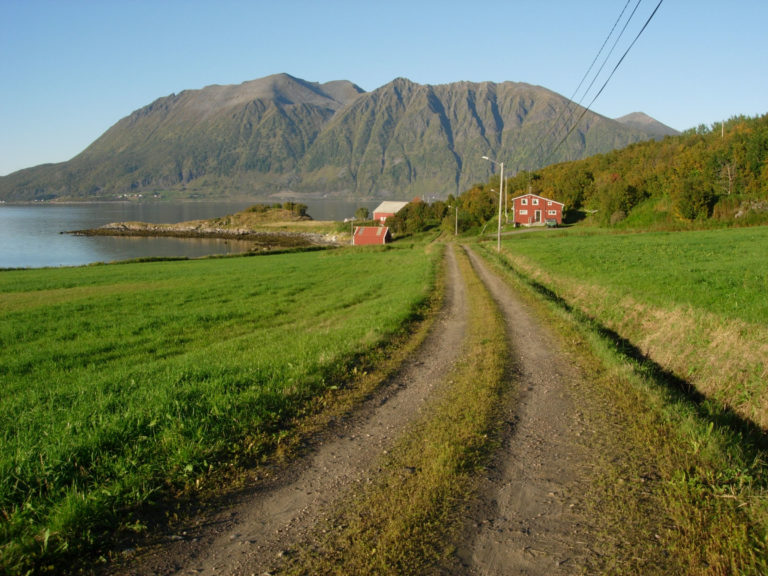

510,193,564,227
372,201,408,223
353,226,392,245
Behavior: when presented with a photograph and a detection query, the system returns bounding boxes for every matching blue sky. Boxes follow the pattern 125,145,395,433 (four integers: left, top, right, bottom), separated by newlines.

1,0,766,176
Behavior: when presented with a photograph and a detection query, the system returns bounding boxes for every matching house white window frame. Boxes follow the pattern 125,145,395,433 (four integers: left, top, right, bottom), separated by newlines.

532,198,540,206
547,209,558,216
521,198,528,205
519,209,528,215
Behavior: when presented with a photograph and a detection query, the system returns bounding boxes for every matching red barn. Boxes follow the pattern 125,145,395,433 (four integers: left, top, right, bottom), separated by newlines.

353,226,392,245
511,193,564,227
372,201,408,223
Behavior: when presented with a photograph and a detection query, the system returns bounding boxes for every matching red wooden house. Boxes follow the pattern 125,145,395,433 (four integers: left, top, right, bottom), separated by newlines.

510,193,564,226
353,226,392,245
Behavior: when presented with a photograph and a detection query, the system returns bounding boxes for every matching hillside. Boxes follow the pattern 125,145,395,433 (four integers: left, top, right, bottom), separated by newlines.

0,74,673,202
496,112,768,227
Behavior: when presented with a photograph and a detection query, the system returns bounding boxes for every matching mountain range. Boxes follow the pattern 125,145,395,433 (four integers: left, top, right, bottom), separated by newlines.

0,73,679,202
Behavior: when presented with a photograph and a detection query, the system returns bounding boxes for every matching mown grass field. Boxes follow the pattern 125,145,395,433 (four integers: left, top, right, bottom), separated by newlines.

0,245,437,573
502,226,768,323
497,226,768,427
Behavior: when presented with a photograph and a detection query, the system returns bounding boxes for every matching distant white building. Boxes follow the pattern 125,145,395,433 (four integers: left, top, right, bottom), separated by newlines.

372,201,409,222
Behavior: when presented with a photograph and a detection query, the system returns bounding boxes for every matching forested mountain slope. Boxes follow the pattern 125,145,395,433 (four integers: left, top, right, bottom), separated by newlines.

500,113,768,227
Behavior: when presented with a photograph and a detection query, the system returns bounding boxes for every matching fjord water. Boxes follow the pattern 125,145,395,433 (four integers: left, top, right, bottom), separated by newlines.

0,199,373,269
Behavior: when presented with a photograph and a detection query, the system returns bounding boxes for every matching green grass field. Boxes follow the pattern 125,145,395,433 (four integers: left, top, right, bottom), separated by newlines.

496,226,768,429
0,246,437,572
501,226,768,324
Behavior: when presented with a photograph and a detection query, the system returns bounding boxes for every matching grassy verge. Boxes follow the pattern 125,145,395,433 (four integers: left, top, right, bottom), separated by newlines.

497,226,768,428
477,240,768,574
0,245,438,574
283,244,509,575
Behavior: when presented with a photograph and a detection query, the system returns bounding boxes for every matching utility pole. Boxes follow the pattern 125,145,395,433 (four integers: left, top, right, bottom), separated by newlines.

454,205,458,235
498,162,504,252
481,155,504,252
504,172,508,223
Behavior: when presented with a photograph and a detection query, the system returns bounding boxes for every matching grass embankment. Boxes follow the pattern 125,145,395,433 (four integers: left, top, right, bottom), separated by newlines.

284,245,509,575
479,227,768,574
0,245,437,574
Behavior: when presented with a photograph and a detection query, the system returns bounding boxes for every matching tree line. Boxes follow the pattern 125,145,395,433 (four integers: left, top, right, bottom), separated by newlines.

374,113,768,234
524,112,768,227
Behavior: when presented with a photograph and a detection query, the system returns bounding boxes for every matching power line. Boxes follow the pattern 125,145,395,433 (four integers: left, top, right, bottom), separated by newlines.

565,0,644,127
547,0,665,162
545,0,634,152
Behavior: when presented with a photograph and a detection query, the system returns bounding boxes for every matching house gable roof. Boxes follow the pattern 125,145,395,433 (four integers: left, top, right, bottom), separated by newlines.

355,225,390,236
373,201,409,215
510,193,564,207
353,226,391,244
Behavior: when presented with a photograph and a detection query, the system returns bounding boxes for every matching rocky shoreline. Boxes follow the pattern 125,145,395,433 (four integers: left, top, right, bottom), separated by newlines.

68,221,342,249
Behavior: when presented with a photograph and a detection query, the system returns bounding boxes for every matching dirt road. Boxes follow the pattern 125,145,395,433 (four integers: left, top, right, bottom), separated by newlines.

108,244,601,575
455,247,597,575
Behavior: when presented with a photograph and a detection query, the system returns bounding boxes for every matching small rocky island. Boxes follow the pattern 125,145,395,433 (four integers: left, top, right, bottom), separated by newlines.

69,203,343,250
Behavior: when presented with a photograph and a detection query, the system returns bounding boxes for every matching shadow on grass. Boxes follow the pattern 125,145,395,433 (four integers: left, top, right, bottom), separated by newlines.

490,251,768,469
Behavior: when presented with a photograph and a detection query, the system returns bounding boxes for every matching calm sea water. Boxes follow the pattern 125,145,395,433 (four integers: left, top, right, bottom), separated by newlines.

0,199,377,269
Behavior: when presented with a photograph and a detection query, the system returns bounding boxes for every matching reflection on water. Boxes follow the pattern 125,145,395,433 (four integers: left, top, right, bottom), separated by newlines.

0,198,377,269
82,235,256,263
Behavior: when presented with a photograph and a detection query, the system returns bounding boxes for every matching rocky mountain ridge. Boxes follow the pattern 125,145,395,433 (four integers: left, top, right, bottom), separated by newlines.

0,74,678,202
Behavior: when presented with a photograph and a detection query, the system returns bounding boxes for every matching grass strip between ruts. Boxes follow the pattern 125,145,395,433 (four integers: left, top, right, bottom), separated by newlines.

282,244,509,575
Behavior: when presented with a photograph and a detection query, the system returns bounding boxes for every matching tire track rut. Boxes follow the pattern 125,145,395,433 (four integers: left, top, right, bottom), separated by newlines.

456,246,597,575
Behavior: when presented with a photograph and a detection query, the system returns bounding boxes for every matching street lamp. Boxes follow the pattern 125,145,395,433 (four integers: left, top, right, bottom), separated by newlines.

447,204,458,235
482,155,504,252
482,155,508,222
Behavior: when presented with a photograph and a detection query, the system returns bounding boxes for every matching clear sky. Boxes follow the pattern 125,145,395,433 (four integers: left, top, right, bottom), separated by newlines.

1,0,766,176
